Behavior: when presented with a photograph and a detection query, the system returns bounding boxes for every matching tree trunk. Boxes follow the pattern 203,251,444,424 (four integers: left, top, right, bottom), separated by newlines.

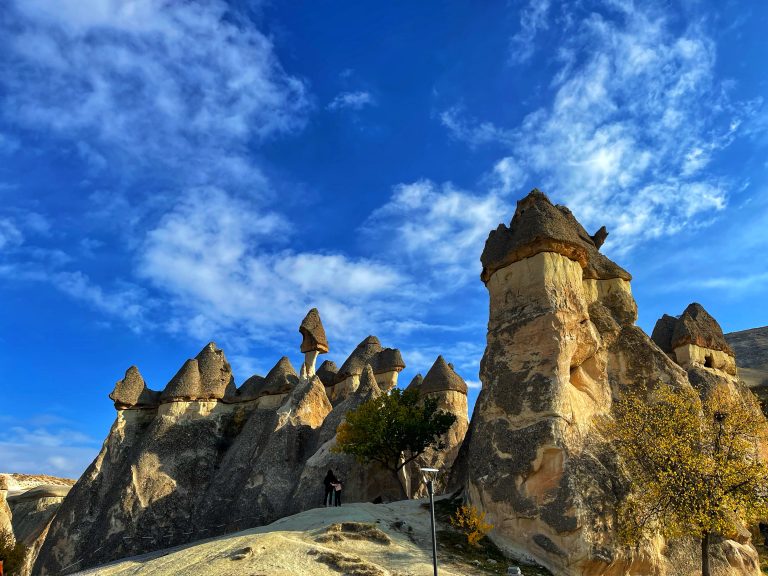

701,531,711,576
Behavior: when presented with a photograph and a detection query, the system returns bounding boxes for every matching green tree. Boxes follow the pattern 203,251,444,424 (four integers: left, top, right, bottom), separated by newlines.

0,529,27,575
334,387,457,499
602,383,768,576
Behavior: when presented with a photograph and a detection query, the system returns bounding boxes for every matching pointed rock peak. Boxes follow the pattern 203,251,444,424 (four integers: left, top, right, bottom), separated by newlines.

422,356,468,395
299,308,329,354
316,360,338,387
651,314,678,353
235,373,265,401
267,356,298,380
335,336,384,383
357,364,382,399
591,226,608,250
372,348,406,374
481,188,631,283
406,373,423,390
161,358,202,401
110,366,158,408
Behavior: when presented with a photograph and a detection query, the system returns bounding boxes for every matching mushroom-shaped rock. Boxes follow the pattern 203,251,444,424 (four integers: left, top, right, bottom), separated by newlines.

372,348,406,374
652,304,736,376
406,374,423,391
109,366,159,409
161,343,235,401
480,189,631,283
421,356,468,395
671,303,734,355
316,360,338,388
335,336,384,383
299,308,329,354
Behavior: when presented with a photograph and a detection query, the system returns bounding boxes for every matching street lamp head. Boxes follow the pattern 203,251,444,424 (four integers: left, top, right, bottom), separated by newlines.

420,467,439,482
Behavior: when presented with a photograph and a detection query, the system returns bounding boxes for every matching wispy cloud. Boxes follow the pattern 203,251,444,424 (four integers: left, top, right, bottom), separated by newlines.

327,91,376,111
509,0,551,65
1,0,309,189
441,0,752,253
0,416,101,479
365,180,511,283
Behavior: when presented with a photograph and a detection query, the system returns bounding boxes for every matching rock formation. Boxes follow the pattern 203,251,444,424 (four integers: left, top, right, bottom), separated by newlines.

453,189,759,575
726,327,768,410
326,336,405,402
7,484,71,576
299,307,329,377
0,474,12,536
652,303,737,377
407,356,469,497
33,313,465,575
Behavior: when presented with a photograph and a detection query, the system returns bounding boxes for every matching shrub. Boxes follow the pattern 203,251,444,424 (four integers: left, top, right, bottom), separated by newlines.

0,529,27,575
450,504,493,547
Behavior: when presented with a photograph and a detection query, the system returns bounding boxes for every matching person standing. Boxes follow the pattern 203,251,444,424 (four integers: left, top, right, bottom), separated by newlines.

333,478,343,507
323,470,337,507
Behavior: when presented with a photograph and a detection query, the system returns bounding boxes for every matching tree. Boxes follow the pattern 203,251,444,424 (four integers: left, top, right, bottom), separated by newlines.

0,529,27,575
601,383,768,576
333,387,457,499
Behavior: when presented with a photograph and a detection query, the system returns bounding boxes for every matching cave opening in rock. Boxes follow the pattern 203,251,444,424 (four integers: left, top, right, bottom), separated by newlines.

705,354,714,368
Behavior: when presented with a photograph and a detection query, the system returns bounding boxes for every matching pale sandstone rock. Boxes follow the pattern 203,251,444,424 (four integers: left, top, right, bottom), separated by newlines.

452,189,758,576
8,486,70,576
1,481,12,536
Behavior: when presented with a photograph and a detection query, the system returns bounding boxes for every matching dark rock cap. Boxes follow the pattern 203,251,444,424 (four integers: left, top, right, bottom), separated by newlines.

421,356,468,395
299,308,329,354
652,304,734,356
675,303,734,355
480,189,631,283
236,374,265,402
246,356,299,397
335,336,383,383
406,374,423,391
110,366,159,409
161,343,235,401
316,360,338,388
372,348,406,374
651,314,679,353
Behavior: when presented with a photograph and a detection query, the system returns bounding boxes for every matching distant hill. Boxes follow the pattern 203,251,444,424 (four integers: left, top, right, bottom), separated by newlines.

725,326,768,388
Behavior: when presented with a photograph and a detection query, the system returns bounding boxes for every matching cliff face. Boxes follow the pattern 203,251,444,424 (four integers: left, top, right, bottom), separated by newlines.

726,327,768,390
454,190,760,576
33,313,469,575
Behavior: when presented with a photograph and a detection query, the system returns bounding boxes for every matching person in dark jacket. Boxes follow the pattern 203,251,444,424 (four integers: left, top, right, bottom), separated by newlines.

323,470,337,507
333,478,343,507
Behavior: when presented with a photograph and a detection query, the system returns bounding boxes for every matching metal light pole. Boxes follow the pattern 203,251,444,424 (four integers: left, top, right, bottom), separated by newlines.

420,467,439,576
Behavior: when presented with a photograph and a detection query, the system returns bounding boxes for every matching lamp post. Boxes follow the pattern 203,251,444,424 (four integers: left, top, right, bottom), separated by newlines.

420,467,439,576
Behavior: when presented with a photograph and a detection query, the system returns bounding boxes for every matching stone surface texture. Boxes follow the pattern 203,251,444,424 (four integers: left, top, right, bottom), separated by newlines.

299,307,329,353
33,317,465,575
453,189,760,576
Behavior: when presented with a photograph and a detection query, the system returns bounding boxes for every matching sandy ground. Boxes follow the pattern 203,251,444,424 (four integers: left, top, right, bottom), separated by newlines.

75,498,490,576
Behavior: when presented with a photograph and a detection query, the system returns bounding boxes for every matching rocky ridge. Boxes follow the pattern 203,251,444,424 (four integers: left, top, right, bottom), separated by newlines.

33,310,470,575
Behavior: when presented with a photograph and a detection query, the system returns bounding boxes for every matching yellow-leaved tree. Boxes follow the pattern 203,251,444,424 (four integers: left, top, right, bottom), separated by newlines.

601,383,768,576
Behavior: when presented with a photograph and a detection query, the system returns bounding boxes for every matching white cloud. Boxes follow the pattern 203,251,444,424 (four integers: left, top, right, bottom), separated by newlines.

441,1,746,253
2,0,309,187
137,188,408,349
365,180,511,282
0,418,101,479
327,91,376,111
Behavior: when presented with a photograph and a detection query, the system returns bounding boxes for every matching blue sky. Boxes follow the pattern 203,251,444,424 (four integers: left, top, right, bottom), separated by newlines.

1,0,766,479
